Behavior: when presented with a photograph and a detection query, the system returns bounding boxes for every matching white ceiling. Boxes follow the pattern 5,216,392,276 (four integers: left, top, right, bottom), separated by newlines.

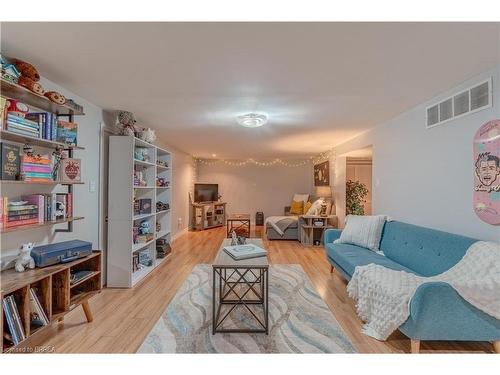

1,23,499,158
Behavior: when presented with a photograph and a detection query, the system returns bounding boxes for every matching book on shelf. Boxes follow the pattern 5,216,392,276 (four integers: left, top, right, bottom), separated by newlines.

0,142,20,180
24,111,58,141
223,243,267,260
0,96,7,129
29,288,49,328
56,120,78,146
2,295,26,345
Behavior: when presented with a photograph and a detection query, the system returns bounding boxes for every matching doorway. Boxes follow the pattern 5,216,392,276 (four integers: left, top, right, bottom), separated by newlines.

344,146,373,216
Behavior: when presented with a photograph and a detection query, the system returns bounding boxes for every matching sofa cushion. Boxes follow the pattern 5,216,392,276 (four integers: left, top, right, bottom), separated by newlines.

326,243,419,277
380,221,477,277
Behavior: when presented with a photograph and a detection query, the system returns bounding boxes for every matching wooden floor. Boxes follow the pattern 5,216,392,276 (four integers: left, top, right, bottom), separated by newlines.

20,226,494,353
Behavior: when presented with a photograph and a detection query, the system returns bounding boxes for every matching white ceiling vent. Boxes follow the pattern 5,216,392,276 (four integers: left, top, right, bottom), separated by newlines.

426,78,492,129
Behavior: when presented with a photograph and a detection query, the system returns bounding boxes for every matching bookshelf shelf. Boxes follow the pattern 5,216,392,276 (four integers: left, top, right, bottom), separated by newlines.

1,78,85,116
0,216,84,234
1,179,84,186
134,158,156,167
69,271,101,289
132,238,156,253
0,129,85,150
107,136,172,288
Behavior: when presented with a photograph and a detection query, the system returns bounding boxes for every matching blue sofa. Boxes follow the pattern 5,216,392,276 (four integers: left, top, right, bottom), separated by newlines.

324,220,500,353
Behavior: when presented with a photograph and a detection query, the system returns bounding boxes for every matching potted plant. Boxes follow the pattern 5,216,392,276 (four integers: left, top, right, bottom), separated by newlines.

346,180,369,215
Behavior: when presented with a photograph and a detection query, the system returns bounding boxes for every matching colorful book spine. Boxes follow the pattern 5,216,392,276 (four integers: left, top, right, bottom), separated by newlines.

22,172,53,178
5,217,39,228
7,114,40,127
8,296,26,341
21,165,52,173
2,297,20,345
5,125,39,138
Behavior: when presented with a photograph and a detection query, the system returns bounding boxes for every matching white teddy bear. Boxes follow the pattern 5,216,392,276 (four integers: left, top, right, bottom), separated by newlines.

15,243,35,272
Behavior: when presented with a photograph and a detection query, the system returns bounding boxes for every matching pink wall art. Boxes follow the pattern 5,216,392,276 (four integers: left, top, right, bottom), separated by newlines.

473,120,500,225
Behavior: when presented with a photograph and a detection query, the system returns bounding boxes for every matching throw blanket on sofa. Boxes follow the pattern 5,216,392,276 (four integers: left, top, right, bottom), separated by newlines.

347,241,500,340
265,216,297,236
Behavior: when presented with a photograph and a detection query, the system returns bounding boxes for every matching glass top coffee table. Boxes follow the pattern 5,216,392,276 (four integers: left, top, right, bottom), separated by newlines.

212,238,269,334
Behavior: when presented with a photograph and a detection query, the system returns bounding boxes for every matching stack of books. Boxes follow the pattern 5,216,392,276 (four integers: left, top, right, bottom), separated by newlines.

6,113,41,138
21,154,53,182
2,199,39,228
1,194,72,228
29,288,49,330
24,112,58,140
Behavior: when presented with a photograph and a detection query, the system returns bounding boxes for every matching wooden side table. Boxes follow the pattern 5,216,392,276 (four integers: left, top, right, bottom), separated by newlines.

226,214,251,238
299,215,336,246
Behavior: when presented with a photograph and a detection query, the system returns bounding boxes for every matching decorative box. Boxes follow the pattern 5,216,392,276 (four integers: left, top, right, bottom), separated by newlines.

59,158,81,183
31,240,92,268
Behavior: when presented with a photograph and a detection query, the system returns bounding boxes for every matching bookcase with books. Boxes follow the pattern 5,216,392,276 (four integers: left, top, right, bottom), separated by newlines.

107,136,172,288
0,75,101,352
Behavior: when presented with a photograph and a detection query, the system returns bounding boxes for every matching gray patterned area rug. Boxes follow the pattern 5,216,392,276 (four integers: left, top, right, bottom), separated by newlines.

138,264,356,353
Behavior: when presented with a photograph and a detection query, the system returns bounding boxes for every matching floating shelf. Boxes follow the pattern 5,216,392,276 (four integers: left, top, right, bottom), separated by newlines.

0,130,85,150
156,209,170,215
1,179,84,186
0,216,84,234
1,78,84,116
156,165,170,171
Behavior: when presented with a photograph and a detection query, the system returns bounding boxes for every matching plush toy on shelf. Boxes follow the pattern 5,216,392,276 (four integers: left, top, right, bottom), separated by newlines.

1,54,21,83
116,110,138,136
139,128,156,143
44,90,66,105
15,243,35,272
10,58,46,95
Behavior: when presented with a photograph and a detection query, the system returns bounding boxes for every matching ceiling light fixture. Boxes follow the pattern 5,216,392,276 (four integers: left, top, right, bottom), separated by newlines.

237,113,268,128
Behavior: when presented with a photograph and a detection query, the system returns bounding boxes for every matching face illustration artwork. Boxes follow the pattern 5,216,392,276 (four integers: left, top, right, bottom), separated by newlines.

475,152,500,187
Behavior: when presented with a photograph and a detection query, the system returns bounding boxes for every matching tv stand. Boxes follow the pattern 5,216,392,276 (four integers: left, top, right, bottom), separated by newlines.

191,201,227,231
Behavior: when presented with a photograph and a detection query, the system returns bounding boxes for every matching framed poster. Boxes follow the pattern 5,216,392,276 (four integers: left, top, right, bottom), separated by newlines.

473,120,500,225
314,160,329,186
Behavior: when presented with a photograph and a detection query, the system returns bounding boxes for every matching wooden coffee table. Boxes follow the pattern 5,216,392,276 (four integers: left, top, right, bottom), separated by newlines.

226,213,251,238
212,238,269,334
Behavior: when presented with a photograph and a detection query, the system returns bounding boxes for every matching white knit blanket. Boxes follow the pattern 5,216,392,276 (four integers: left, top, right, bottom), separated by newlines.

346,241,500,340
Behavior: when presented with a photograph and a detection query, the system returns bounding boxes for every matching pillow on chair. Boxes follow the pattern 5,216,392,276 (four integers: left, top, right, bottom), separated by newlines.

303,201,312,214
305,198,323,215
334,215,386,251
289,200,304,215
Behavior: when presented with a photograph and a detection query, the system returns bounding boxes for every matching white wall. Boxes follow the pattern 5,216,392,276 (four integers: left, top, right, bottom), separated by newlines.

197,162,314,222
1,77,105,268
331,66,500,242
154,141,195,239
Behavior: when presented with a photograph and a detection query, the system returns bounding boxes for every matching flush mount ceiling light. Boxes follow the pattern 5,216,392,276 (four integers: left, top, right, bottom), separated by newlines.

237,113,268,128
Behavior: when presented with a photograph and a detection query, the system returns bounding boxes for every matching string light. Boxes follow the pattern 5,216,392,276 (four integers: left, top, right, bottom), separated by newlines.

195,148,336,168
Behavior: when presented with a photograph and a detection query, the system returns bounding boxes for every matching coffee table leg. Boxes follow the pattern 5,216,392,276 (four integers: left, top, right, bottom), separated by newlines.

265,268,269,335
212,267,216,335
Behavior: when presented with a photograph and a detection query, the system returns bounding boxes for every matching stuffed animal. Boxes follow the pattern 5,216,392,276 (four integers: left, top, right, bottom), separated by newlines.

23,143,34,157
18,76,45,95
44,91,66,105
139,128,156,143
7,99,29,117
15,243,35,272
11,59,40,81
116,111,138,136
139,220,150,235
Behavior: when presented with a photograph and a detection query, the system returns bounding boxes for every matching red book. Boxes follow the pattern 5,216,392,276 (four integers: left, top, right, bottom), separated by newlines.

5,217,39,228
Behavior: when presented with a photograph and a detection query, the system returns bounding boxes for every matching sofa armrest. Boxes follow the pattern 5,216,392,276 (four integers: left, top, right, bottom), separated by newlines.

399,282,500,341
324,229,342,244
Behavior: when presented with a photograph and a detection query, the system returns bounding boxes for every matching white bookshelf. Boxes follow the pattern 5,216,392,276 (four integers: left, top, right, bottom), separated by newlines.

107,136,172,288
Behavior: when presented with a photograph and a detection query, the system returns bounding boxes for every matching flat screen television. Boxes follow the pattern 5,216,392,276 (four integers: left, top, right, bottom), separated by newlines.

194,183,219,203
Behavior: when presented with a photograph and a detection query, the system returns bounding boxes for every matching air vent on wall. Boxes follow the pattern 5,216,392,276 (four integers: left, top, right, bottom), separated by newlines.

426,78,492,129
